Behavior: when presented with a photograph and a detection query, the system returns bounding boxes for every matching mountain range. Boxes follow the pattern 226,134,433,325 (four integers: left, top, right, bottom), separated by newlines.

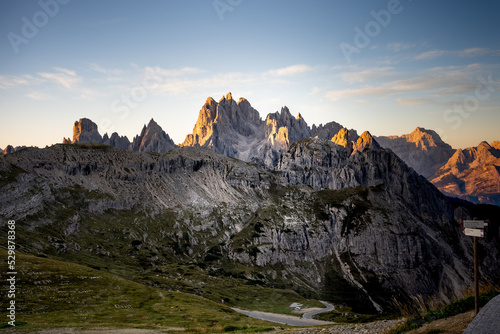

5,92,495,206
1,93,500,320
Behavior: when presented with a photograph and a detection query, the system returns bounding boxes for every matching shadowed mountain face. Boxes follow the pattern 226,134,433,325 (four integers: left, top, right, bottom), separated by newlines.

1,140,499,313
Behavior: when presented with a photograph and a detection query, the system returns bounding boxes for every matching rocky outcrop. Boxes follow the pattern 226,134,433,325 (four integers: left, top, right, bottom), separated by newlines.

181,93,314,167
2,145,23,154
276,136,432,208
103,132,131,150
430,141,500,206
2,146,15,154
331,128,353,153
72,118,103,144
312,121,359,142
132,118,176,153
352,131,380,154
377,127,455,178
182,94,263,158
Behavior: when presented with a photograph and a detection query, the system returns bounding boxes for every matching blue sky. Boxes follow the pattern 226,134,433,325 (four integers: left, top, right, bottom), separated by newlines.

1,0,499,149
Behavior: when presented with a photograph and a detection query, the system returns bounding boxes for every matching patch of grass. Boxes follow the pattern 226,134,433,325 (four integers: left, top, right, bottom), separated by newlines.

224,325,275,332
387,290,500,334
72,142,113,150
423,291,499,321
138,262,323,315
0,321,28,328
0,249,277,332
313,304,398,323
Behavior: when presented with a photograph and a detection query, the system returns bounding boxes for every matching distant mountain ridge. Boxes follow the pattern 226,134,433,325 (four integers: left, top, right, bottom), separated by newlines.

429,141,500,206
376,127,455,178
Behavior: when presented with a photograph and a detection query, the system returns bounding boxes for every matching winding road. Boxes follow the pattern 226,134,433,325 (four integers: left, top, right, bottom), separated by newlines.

231,301,335,327
303,301,335,319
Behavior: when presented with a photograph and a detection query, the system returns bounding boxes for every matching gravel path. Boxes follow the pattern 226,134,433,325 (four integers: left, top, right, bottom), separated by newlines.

285,318,406,333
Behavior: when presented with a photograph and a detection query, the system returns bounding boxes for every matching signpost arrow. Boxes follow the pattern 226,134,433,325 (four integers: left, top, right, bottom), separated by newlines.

463,220,488,229
464,228,484,238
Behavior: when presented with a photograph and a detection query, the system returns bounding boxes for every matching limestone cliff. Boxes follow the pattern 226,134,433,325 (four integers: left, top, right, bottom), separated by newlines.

181,93,312,167
103,132,131,150
72,118,103,144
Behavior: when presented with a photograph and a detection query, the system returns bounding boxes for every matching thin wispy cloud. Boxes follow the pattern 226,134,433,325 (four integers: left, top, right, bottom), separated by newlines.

414,50,448,60
265,64,313,77
89,63,123,76
26,91,54,101
396,97,439,106
142,65,313,96
38,68,82,89
327,63,492,102
340,67,396,84
146,67,205,77
459,48,500,57
0,74,42,89
415,47,500,60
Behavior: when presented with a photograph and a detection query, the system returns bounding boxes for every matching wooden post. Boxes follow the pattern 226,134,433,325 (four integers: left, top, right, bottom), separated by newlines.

474,236,479,315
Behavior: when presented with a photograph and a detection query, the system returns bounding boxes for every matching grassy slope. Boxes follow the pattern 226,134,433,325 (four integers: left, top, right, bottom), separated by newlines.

0,249,283,332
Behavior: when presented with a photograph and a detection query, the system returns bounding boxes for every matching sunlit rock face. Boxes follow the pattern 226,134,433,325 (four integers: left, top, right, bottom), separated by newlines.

430,141,500,206
376,127,455,178
181,93,312,167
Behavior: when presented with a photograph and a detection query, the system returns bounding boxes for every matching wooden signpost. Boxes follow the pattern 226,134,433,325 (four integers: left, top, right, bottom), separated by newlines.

461,220,488,315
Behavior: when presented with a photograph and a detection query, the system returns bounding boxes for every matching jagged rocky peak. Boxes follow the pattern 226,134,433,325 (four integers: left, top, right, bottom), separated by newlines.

353,131,380,154
182,93,262,149
1,145,26,155
408,127,449,149
331,128,353,153
72,118,103,144
265,106,311,145
2,145,15,154
312,121,359,142
132,118,176,153
221,92,233,101
103,132,131,150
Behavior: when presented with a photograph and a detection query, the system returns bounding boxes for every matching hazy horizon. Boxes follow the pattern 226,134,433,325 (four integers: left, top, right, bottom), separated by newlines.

1,0,499,150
